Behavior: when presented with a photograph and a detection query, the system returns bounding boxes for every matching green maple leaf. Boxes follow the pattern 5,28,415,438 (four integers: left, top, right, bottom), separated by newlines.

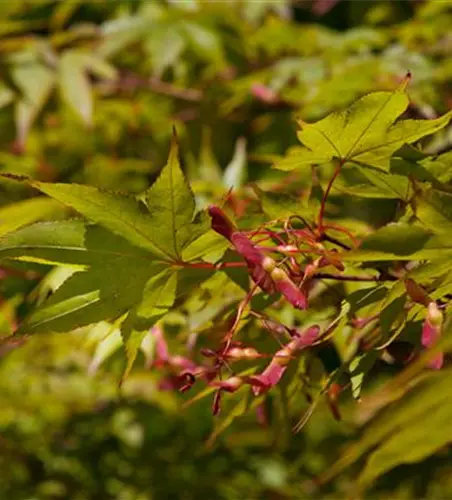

17,256,159,335
1,130,209,263
0,131,213,342
6,225,160,335
144,130,209,260
119,269,179,384
276,82,452,171
412,185,452,236
0,221,150,267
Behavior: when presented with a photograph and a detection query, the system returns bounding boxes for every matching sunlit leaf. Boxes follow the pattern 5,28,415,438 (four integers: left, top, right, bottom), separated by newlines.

181,230,229,263
137,269,178,319
11,51,55,147
276,87,452,171
342,223,452,261
412,186,452,236
16,257,159,335
349,352,379,400
59,50,93,125
0,197,63,238
144,131,209,260
255,186,314,219
20,181,175,261
88,326,122,374
0,221,153,266
223,137,247,190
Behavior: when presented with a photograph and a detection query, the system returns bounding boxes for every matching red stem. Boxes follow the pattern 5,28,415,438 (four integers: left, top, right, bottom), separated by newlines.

317,159,345,233
222,282,260,354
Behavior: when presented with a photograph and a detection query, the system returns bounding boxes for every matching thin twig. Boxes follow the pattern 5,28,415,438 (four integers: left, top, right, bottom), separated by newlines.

100,73,203,102
321,234,351,251
147,76,203,101
313,272,397,282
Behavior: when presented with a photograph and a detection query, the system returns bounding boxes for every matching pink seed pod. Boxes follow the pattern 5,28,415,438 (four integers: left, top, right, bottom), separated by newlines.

291,325,320,347
271,267,308,310
249,263,277,294
169,355,198,371
208,207,277,293
210,376,244,393
151,327,170,366
262,256,276,272
276,245,299,255
226,346,263,360
230,233,277,294
251,325,319,395
250,364,286,396
230,232,266,267
208,205,236,241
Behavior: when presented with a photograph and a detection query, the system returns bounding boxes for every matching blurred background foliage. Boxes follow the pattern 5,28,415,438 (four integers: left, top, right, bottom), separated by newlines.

1,1,452,498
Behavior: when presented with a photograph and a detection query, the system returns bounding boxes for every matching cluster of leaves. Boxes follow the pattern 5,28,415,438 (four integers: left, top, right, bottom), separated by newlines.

2,1,452,498
0,1,451,170
3,70,452,493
